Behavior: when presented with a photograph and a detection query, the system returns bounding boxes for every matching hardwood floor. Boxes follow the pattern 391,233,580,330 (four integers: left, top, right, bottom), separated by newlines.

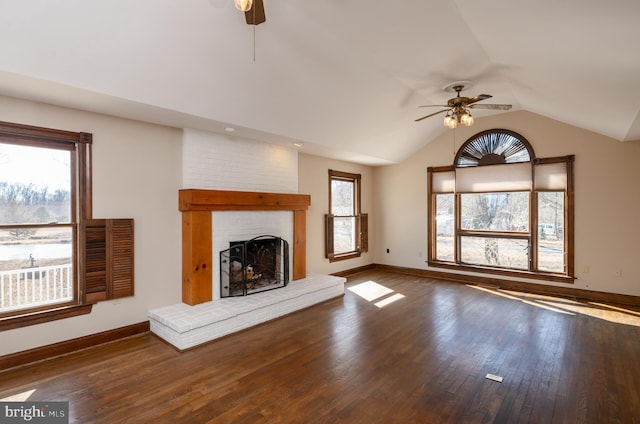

2,270,640,423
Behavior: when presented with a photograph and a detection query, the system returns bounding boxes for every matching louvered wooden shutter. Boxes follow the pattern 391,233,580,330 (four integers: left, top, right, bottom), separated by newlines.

83,220,107,302
109,219,134,298
82,218,134,303
325,214,334,259
360,213,368,253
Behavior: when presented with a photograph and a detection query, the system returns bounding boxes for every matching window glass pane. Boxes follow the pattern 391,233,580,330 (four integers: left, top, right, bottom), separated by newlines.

0,143,71,225
435,193,454,261
460,236,529,270
333,216,356,254
331,179,354,216
538,192,565,272
460,192,529,232
0,226,74,313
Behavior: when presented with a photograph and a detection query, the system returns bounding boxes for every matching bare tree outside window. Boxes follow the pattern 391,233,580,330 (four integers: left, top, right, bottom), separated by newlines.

435,194,454,261
538,192,565,272
0,143,74,313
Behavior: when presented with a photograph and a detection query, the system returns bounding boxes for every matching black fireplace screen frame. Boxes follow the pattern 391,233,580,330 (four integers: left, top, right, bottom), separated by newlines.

220,235,289,297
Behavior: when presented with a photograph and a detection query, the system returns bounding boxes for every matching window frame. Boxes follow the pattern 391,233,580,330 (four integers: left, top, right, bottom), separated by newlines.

427,130,574,283
0,121,94,328
326,170,364,262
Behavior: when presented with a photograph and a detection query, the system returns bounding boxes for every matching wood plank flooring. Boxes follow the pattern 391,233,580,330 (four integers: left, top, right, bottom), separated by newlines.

2,270,640,423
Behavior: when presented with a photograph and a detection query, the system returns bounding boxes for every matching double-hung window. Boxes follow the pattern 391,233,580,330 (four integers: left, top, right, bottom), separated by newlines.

428,129,574,283
325,170,368,262
0,121,134,330
0,124,87,317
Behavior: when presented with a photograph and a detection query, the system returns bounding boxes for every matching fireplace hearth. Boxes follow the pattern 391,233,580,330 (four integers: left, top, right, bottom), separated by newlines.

220,235,289,297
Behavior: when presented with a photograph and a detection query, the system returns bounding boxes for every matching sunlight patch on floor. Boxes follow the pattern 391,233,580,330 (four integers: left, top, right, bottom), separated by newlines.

348,281,405,308
518,298,576,315
560,301,640,326
374,293,406,308
0,388,36,401
348,281,394,301
468,284,640,326
590,302,640,318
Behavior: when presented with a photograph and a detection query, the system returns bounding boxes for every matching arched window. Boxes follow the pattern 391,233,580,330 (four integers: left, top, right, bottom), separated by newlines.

428,129,574,283
455,129,534,167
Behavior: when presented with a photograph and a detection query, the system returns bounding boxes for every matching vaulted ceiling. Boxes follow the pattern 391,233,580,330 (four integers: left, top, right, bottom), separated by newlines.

0,0,639,165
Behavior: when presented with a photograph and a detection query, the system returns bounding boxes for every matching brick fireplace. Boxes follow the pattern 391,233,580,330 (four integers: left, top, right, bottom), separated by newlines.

179,188,311,305
149,187,346,351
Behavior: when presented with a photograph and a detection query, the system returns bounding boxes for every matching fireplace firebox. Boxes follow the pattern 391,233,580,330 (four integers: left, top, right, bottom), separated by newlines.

220,235,289,297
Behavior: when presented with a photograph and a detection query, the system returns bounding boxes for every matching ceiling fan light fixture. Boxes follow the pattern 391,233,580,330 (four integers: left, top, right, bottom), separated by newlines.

417,81,511,129
444,114,458,129
234,0,253,12
460,110,474,126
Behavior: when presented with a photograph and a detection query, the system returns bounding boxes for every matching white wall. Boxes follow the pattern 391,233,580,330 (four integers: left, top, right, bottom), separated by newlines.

298,153,374,275
0,96,183,356
374,110,640,297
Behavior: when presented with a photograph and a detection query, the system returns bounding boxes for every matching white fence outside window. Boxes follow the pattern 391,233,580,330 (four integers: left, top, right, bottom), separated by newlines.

0,263,73,312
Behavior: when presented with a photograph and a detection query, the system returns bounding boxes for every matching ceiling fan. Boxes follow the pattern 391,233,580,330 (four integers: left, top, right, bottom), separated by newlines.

415,81,512,128
234,0,266,25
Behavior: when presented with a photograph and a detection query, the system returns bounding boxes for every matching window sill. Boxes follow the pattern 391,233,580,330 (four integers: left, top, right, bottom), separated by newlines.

328,251,362,263
427,261,575,284
0,303,93,332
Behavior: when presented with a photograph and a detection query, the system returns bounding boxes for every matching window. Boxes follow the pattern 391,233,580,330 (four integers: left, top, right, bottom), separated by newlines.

428,129,574,283
0,141,76,314
325,170,368,262
0,121,134,330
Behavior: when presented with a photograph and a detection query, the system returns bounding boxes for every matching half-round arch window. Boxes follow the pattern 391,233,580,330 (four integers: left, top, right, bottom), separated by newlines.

454,129,535,167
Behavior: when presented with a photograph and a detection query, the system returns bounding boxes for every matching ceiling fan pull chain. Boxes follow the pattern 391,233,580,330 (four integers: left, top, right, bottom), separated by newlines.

453,127,457,160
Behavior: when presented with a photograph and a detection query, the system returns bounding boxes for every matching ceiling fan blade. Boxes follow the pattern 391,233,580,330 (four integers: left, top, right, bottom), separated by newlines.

245,0,266,25
466,94,492,105
418,104,449,108
469,104,512,110
415,109,449,122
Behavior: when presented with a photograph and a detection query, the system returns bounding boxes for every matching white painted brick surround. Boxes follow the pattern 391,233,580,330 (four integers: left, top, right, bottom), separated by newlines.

182,128,298,193
212,210,293,300
149,128,341,350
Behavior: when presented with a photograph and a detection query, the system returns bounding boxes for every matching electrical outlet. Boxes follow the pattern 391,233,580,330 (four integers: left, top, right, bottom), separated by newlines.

386,248,390,253
418,251,422,258
615,269,622,278
582,265,589,274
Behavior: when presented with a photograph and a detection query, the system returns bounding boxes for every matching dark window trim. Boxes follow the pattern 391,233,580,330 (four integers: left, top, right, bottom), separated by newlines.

427,129,575,283
0,122,93,330
327,170,365,263
0,121,92,145
427,260,575,284
0,304,93,332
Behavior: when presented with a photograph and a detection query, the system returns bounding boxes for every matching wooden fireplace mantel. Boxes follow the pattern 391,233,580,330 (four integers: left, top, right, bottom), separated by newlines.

179,189,311,305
